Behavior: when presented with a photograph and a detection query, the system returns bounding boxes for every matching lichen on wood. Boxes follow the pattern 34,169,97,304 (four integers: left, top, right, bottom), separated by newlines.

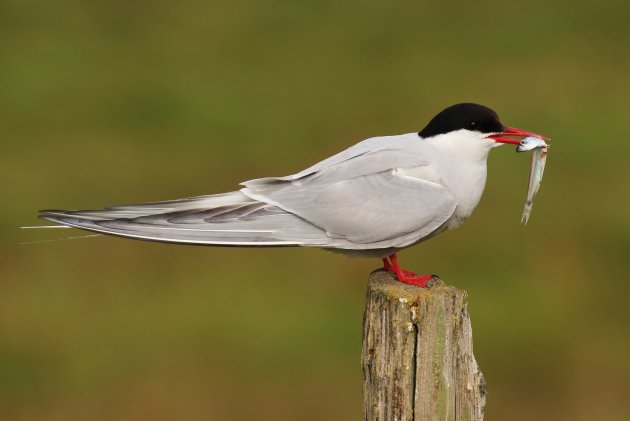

362,270,486,421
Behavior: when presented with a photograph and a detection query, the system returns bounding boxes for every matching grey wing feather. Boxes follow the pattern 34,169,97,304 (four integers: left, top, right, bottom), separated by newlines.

40,192,253,220
39,134,456,250
39,192,331,246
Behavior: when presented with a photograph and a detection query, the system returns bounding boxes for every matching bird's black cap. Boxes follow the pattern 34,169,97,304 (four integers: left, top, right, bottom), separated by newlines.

418,103,506,138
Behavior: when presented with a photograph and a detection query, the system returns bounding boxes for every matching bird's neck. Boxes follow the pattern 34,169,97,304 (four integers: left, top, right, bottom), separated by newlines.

428,130,495,163
424,131,494,226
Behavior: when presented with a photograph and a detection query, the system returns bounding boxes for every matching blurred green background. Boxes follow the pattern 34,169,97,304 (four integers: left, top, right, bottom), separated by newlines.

2,0,630,419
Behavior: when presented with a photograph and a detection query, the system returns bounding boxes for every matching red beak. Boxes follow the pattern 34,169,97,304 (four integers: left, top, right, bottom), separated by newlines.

487,126,549,144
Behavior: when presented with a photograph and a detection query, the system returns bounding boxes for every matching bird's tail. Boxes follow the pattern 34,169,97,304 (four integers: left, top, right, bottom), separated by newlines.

37,191,328,247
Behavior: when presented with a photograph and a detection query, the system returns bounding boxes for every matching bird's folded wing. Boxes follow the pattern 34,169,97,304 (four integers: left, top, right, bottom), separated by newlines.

38,192,330,246
242,167,457,248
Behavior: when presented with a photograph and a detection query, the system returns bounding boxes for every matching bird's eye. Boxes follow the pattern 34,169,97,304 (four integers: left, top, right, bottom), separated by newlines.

469,121,480,129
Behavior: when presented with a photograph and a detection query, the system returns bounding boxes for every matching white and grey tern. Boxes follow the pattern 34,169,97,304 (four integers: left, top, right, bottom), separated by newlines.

38,103,549,287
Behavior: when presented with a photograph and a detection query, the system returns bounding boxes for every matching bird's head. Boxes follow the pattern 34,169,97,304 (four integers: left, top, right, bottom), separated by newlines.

418,103,548,148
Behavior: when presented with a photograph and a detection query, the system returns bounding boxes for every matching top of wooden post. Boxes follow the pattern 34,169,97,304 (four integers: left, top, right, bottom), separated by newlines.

367,269,457,300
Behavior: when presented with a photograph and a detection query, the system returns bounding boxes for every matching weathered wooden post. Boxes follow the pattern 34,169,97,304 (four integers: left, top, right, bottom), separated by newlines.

362,270,486,421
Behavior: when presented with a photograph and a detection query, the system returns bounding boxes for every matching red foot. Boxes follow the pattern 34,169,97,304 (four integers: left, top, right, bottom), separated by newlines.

397,273,433,288
382,253,433,288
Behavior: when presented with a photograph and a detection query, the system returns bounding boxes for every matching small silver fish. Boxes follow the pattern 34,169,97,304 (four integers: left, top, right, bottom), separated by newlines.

517,136,549,224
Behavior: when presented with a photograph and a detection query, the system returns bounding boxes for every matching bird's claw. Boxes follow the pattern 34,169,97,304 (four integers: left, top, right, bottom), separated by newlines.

382,254,434,288
396,273,433,288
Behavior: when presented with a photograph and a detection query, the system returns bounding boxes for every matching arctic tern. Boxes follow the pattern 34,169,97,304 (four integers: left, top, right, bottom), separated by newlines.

38,103,547,287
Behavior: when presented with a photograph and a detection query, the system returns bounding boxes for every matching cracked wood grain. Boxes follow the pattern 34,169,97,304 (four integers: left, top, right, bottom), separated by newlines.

362,270,486,421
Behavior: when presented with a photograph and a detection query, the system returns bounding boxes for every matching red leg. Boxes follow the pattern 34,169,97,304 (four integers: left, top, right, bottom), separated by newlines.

384,253,433,288
382,256,414,276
